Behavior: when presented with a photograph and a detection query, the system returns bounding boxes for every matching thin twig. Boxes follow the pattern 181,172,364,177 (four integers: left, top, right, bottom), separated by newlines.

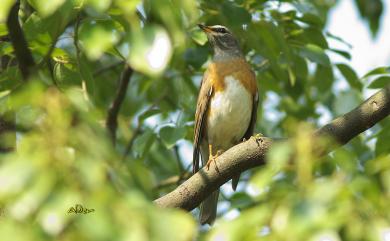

106,65,133,144
123,122,142,158
154,172,192,190
6,0,35,80
123,94,166,158
173,144,185,173
93,60,124,77
73,14,81,61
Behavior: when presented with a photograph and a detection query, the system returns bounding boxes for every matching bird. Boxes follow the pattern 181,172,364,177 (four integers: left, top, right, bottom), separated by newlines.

193,24,259,225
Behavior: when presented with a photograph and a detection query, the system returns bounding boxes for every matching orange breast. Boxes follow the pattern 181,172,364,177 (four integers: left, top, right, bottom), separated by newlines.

208,58,257,95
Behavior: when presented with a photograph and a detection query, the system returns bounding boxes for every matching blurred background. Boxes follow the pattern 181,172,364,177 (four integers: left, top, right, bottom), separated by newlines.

0,0,389,240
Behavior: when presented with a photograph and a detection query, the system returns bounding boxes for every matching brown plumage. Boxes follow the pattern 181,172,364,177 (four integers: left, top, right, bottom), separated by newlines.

193,24,259,225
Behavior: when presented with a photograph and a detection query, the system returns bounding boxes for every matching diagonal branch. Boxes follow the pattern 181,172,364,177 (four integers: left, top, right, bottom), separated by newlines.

154,84,390,211
106,65,133,144
6,0,35,80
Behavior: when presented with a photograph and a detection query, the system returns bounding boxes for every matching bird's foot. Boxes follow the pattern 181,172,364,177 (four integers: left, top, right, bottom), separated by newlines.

206,150,223,173
250,133,264,146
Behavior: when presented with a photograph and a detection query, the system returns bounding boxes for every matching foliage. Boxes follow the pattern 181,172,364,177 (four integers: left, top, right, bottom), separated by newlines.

0,0,389,240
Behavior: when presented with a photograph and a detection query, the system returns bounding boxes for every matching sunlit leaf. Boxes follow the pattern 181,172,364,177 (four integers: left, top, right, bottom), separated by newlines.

79,19,122,60
367,76,390,89
0,23,8,36
128,25,172,76
298,44,330,66
158,125,186,149
329,48,352,60
133,128,156,158
363,66,390,78
87,0,112,12
336,63,363,90
0,0,14,22
189,28,208,45
29,0,66,17
333,90,362,116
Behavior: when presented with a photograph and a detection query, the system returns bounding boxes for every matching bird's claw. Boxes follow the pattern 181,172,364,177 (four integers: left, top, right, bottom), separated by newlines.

206,150,222,173
250,133,264,146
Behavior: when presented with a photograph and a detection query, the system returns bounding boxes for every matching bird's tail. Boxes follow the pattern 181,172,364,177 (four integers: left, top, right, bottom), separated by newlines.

199,189,219,225
232,174,240,191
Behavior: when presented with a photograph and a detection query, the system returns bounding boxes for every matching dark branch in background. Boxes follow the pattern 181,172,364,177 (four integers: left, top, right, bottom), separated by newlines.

154,172,191,190
123,122,142,157
93,60,124,77
106,65,133,144
174,144,185,173
154,84,390,211
6,0,35,80
123,94,167,158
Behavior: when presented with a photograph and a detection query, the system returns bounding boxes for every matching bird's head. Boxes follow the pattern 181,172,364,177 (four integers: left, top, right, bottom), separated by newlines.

198,24,242,59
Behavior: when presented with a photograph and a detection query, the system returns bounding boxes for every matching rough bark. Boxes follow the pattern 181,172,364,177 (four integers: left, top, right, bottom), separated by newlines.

154,84,390,211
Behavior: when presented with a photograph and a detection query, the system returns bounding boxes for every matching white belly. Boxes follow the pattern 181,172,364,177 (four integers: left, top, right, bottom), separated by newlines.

207,76,252,151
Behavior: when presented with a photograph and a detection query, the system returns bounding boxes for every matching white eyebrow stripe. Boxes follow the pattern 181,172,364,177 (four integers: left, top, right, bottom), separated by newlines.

209,25,232,35
210,25,226,29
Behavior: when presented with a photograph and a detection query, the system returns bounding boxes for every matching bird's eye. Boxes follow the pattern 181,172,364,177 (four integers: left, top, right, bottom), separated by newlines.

215,28,227,33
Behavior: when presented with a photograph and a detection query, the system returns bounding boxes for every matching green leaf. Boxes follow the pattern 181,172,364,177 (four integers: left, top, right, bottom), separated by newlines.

128,25,172,76
138,107,161,122
0,23,8,36
247,21,290,64
298,13,324,27
79,19,122,60
23,13,52,56
29,0,66,17
0,41,13,56
326,32,352,48
375,125,390,156
333,90,362,116
303,28,328,49
189,28,208,45
354,0,383,37
183,46,209,69
336,63,362,90
0,66,22,89
221,2,251,27
367,76,390,89
291,54,308,80
149,208,196,241
0,0,14,22
230,192,253,209
287,66,296,86
86,0,111,12
133,128,156,158
0,90,11,100
53,60,82,87
158,125,186,149
329,48,351,60
298,44,330,66
363,66,390,78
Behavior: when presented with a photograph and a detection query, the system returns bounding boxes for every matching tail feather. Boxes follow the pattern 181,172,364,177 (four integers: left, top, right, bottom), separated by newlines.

232,174,240,191
199,189,219,225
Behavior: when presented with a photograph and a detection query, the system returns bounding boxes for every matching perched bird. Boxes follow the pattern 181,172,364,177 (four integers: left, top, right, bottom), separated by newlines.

193,24,259,225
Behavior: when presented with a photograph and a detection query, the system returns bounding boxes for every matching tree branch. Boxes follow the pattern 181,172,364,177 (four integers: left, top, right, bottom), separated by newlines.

106,65,133,144
6,1,35,80
154,84,390,211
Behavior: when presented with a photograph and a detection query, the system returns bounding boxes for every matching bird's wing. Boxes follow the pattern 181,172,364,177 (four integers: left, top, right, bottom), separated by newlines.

243,89,259,140
193,70,213,174
232,75,258,191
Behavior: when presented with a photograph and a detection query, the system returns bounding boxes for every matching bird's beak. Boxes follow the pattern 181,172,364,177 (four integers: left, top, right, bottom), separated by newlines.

198,24,213,34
